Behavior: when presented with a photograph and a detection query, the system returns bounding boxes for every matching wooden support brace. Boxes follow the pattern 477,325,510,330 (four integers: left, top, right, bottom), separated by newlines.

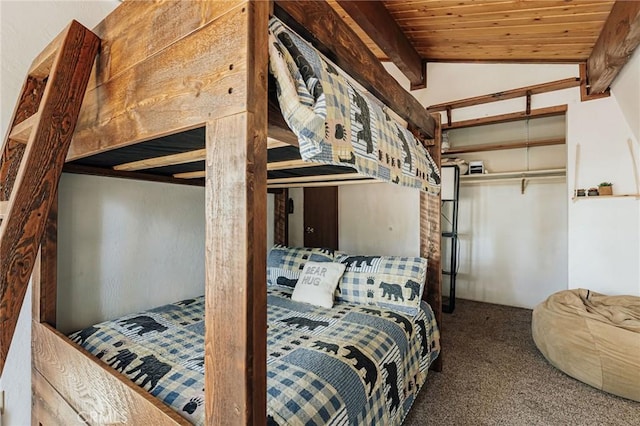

525,91,532,115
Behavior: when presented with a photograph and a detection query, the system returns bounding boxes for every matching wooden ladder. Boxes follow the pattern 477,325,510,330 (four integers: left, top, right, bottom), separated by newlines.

0,21,99,375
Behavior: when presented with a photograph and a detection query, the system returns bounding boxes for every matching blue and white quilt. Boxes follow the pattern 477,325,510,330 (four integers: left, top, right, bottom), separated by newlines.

69,287,440,425
268,17,441,194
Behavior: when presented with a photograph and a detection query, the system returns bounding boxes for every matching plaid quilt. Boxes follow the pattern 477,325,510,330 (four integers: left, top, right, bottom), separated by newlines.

69,288,440,425
268,17,441,194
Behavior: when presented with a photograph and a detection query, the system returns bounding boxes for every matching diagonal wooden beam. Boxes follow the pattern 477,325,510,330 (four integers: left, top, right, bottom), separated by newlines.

587,1,640,94
274,1,435,139
336,0,426,89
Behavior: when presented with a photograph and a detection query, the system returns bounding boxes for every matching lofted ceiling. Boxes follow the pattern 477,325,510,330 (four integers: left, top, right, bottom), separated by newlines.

328,0,616,63
325,0,640,94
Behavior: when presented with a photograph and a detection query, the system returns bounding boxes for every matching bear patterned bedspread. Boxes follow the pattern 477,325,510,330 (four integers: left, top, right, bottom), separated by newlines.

69,287,440,425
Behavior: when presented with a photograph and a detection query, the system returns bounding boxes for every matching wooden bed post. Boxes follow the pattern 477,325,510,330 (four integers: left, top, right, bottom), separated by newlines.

32,191,58,326
272,189,289,246
204,1,269,424
422,113,443,372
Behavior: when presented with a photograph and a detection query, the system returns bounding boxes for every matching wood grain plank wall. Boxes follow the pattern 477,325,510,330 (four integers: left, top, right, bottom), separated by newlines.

32,323,188,425
32,369,86,425
70,3,249,160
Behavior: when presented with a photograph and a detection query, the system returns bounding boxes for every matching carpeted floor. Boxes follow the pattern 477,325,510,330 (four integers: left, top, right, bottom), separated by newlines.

404,298,639,426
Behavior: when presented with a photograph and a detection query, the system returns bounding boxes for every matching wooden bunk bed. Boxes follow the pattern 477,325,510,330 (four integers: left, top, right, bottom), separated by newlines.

3,1,442,424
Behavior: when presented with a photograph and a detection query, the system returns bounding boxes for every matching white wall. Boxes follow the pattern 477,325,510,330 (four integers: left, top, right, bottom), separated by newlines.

339,183,420,257
332,63,575,309
57,174,206,334
567,97,640,296
288,187,305,247
612,47,640,142
292,59,639,307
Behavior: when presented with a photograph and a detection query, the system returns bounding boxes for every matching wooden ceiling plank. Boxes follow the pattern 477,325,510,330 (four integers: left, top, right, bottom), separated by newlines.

412,38,597,47
113,148,206,172
274,0,435,138
336,0,426,88
428,78,580,112
402,21,605,37
387,1,614,19
587,1,640,94
443,105,567,130
400,14,611,31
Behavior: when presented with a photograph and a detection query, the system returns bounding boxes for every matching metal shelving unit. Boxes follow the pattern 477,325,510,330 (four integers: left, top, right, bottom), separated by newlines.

441,165,460,313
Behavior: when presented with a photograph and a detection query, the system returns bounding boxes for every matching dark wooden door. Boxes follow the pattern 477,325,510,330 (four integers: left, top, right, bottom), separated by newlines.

304,187,338,249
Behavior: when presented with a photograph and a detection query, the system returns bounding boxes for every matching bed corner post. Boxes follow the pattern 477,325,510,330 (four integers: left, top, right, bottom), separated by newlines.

273,189,289,246
421,113,442,372
204,1,269,424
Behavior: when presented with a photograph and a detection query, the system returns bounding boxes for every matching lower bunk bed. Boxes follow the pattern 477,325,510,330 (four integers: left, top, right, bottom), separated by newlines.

68,256,440,425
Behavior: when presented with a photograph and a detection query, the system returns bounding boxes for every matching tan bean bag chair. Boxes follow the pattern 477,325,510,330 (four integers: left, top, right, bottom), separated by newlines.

532,289,640,402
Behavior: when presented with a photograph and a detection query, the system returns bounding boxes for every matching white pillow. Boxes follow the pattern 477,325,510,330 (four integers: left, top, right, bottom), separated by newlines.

291,261,346,309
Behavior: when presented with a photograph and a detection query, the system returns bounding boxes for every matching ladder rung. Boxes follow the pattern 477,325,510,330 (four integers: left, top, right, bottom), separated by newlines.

29,30,65,78
9,113,40,143
0,201,8,220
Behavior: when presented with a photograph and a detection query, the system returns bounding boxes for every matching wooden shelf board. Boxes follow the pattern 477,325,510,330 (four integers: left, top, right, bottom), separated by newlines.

572,194,640,201
443,137,565,155
461,168,566,180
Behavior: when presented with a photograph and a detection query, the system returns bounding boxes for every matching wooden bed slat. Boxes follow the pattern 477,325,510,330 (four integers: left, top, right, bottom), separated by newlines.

267,179,380,189
173,170,205,179
32,323,188,425
113,149,206,172
268,137,294,149
267,173,369,185
267,159,319,171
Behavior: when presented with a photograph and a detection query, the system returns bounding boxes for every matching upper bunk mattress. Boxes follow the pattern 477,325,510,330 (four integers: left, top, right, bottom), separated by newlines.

69,286,440,425
268,17,441,194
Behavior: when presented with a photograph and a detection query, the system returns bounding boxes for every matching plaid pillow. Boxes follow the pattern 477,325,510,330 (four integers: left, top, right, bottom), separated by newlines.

267,245,336,288
335,253,427,316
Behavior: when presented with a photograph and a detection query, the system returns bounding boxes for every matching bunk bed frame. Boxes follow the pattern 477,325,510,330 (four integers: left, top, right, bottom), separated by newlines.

29,1,442,424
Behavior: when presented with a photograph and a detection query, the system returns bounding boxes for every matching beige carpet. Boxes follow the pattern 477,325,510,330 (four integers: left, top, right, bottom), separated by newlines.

404,298,640,426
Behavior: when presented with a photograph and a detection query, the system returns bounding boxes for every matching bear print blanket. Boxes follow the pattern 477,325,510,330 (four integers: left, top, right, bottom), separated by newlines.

69,287,440,425
268,17,441,194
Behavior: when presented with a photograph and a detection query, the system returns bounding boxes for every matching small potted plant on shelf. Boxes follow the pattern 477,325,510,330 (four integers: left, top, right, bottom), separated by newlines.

598,182,613,196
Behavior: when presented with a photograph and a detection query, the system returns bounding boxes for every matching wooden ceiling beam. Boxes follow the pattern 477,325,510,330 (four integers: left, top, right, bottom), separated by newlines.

336,0,426,89
587,1,640,94
274,1,435,139
428,78,580,112
443,105,567,130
